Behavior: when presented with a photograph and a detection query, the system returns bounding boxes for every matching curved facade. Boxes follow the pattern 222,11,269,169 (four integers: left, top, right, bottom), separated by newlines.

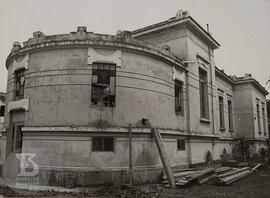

4,27,190,186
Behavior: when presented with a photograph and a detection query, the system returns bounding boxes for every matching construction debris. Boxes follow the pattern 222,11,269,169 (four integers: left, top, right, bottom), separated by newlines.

161,163,262,187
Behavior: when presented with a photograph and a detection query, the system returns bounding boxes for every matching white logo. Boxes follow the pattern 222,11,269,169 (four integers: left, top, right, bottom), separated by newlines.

15,153,39,177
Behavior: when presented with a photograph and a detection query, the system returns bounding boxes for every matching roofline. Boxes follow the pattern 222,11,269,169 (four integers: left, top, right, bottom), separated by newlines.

215,67,234,84
234,79,269,96
132,16,220,49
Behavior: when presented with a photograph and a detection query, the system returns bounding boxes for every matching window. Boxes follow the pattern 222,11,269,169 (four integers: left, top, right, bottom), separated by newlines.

0,105,5,117
175,80,184,114
92,137,114,152
257,103,261,133
91,63,116,107
14,69,25,100
177,139,186,151
228,100,233,131
219,96,225,130
11,125,23,152
199,68,209,119
262,104,266,134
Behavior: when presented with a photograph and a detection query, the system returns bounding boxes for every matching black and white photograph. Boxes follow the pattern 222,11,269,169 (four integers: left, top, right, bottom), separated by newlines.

0,0,269,197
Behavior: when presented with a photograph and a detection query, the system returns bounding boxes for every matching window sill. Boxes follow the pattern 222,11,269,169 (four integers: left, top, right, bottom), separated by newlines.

220,128,226,132
229,129,234,133
200,118,211,123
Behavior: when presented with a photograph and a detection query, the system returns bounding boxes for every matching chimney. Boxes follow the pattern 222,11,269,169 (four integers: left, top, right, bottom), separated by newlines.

33,31,44,38
11,41,21,52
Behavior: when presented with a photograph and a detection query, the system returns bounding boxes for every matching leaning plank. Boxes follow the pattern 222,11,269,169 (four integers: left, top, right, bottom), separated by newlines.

220,169,252,185
152,129,175,188
218,167,250,178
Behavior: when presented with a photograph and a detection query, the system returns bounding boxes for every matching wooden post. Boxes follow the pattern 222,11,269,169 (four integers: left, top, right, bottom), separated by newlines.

128,124,133,186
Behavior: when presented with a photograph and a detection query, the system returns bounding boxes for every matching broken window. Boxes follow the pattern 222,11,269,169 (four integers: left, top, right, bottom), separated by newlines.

91,63,116,107
228,100,233,131
14,69,25,100
199,68,209,119
175,80,184,114
92,137,114,152
219,96,225,130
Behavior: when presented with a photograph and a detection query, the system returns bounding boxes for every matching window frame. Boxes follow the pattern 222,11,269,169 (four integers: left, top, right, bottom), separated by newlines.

219,95,225,131
177,139,186,151
228,99,233,132
91,63,116,107
199,68,209,120
14,69,25,100
0,105,5,117
92,137,115,152
175,80,184,115
256,103,261,133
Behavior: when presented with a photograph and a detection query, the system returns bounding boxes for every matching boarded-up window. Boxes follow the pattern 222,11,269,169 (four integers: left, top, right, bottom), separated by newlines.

177,139,186,151
92,137,114,152
199,68,209,119
91,63,116,107
175,80,184,114
14,69,25,100
219,96,225,130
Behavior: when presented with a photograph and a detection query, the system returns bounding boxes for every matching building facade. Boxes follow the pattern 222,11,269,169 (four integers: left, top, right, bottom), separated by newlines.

0,92,6,161
2,11,269,186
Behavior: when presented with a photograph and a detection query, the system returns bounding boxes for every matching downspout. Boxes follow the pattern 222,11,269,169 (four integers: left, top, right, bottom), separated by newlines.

207,24,216,154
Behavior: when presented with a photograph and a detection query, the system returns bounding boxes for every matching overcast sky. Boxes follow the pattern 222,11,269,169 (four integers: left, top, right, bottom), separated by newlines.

0,0,269,96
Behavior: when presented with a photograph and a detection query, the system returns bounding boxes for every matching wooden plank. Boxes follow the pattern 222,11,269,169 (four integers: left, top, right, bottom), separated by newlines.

218,167,250,178
220,170,252,185
187,168,215,181
152,128,175,188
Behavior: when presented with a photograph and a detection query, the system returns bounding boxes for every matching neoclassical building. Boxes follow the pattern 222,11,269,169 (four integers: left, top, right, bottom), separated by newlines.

3,10,269,186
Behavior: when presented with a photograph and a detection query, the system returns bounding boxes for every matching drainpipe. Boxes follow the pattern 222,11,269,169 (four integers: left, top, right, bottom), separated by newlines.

207,24,216,155
185,69,192,167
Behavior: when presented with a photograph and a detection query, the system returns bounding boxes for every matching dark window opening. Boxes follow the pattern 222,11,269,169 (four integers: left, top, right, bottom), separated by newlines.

199,68,209,119
228,100,233,131
262,106,266,133
219,96,225,130
92,137,114,152
11,125,23,152
177,139,186,151
257,104,261,132
14,69,25,100
0,105,5,117
91,63,116,107
175,80,184,114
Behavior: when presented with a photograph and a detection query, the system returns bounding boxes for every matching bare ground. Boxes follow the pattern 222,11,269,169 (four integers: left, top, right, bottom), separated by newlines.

1,164,270,198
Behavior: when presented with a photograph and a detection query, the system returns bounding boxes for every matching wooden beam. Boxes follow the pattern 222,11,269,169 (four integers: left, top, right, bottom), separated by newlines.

152,128,175,188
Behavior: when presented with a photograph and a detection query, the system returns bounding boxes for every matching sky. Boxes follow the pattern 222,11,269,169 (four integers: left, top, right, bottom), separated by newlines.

0,0,269,96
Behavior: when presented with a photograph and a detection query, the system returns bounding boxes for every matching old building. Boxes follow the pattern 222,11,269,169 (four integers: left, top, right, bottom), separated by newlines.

3,10,269,186
0,92,6,161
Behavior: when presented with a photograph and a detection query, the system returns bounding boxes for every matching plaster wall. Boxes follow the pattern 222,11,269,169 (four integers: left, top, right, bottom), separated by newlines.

251,87,269,139
215,75,234,138
233,84,254,138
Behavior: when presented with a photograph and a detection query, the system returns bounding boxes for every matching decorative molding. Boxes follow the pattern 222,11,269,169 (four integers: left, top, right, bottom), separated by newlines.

12,54,29,73
7,98,29,112
172,66,185,82
87,47,122,66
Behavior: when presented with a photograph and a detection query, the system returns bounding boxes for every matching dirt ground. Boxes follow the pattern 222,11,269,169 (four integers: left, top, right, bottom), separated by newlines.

1,164,270,198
